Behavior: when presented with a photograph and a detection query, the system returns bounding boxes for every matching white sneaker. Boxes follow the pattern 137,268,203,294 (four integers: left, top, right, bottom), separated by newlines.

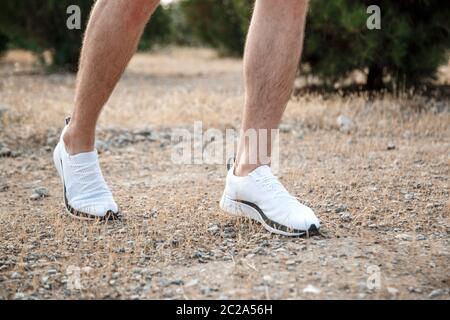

53,118,119,220
220,161,320,236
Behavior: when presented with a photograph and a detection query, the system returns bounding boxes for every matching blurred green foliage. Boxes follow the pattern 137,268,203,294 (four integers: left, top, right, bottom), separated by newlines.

0,0,173,71
0,0,448,89
181,0,450,89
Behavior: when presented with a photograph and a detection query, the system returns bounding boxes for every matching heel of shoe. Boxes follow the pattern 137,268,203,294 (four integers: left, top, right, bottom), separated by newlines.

53,143,63,181
220,193,243,217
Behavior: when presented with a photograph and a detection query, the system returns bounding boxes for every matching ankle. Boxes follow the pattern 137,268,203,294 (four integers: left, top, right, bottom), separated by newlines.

234,163,261,177
63,126,95,155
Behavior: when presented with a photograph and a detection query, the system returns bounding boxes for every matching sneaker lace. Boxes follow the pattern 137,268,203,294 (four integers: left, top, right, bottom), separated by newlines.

258,174,296,200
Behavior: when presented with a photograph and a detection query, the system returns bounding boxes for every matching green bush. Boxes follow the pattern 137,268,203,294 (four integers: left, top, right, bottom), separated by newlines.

304,0,450,89
0,0,92,71
180,0,252,56
139,6,175,51
181,0,450,89
0,1,174,71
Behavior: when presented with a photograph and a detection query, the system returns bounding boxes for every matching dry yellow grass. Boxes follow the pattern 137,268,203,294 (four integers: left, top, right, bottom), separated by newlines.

0,48,449,299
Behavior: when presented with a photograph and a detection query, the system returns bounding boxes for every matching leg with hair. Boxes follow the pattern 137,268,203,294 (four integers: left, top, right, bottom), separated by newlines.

64,0,160,154
54,0,160,219
235,0,308,176
220,0,320,236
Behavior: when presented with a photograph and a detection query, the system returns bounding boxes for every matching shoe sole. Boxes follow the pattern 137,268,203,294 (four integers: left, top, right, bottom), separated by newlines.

53,143,120,221
220,193,319,237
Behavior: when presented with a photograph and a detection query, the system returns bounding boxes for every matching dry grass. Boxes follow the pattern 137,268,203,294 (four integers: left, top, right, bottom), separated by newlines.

0,48,449,299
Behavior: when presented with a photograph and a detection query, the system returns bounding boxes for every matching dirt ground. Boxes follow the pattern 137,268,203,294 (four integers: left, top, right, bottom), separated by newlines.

0,48,449,300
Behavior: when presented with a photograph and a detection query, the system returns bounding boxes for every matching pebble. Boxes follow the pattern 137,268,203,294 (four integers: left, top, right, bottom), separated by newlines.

404,193,414,200
396,233,413,241
208,225,220,235
0,183,9,192
47,269,57,275
30,187,50,200
387,142,396,150
184,279,199,287
428,289,444,299
337,115,354,133
302,284,321,294
408,286,422,293
416,234,426,241
387,287,399,295
279,123,292,133
339,212,352,222
10,272,21,279
0,146,11,157
95,140,110,153
335,204,348,213
30,193,41,200
14,293,25,300
33,187,49,197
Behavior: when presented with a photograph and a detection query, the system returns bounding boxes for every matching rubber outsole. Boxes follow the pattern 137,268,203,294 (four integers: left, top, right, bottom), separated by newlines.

220,193,319,237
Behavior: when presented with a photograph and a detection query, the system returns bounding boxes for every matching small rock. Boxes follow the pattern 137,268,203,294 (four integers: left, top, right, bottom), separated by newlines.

263,275,273,282
396,233,413,241
335,204,348,213
416,234,426,241
30,193,41,200
404,193,414,200
279,123,292,133
223,226,236,238
184,279,199,287
208,225,220,235
387,287,399,295
95,140,110,153
428,289,444,299
14,292,25,300
303,284,321,294
0,146,11,157
285,260,296,266
170,279,184,286
337,115,354,133
33,187,49,197
408,286,422,293
339,212,352,222
47,269,57,275
387,142,396,150
10,272,21,279
0,183,8,192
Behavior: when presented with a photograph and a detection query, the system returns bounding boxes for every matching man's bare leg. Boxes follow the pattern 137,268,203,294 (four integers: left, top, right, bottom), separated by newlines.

64,0,160,155
235,0,309,176
54,0,160,219
220,0,319,236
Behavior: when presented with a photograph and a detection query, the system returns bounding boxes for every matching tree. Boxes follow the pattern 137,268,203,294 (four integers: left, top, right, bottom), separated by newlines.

181,0,450,89
303,0,450,89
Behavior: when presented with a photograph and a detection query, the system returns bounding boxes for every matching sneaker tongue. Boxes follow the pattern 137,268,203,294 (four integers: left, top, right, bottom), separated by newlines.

249,165,273,178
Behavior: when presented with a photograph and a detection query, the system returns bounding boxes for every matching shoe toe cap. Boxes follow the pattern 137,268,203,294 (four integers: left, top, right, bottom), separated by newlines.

288,204,320,232
70,200,119,218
